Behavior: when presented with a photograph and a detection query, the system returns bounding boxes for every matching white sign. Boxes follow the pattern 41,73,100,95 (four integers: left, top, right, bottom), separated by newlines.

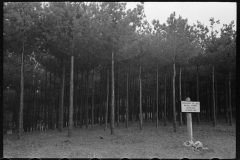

181,101,200,112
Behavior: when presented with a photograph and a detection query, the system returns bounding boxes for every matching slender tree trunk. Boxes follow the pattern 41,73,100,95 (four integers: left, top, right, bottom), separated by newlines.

91,66,95,125
33,78,36,131
64,79,68,127
196,66,200,125
75,71,79,127
132,77,135,122
117,68,120,126
86,69,89,128
215,79,218,122
111,51,115,135
207,83,210,121
156,61,159,127
152,74,154,123
68,55,74,137
139,57,143,130
48,70,52,129
40,80,43,130
228,71,232,126
52,69,56,130
173,62,177,132
58,60,65,132
179,67,182,126
105,70,109,130
44,71,48,130
212,65,216,127
225,77,229,123
183,67,186,125
99,70,102,125
164,66,167,126
146,74,148,122
18,41,24,139
126,65,129,128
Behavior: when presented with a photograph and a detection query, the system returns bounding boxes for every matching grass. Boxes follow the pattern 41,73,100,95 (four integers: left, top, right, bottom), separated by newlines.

3,119,236,158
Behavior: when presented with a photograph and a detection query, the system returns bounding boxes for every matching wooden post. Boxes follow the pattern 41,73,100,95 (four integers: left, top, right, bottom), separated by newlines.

186,97,193,142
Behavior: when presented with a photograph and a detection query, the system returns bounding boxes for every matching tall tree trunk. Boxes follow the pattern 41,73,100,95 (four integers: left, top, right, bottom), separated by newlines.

212,65,216,127
68,55,74,137
111,51,115,135
225,77,229,123
133,77,135,122
18,41,25,139
206,83,210,121
146,74,148,122
91,66,95,125
179,67,182,126
33,78,36,131
99,70,102,125
215,79,218,122
48,70,52,129
196,66,200,125
58,60,65,132
80,70,84,127
156,61,159,127
52,69,56,130
105,70,109,130
183,67,186,125
164,66,167,126
75,71,79,127
44,71,48,129
117,68,120,126
126,64,129,128
86,69,89,128
228,71,232,126
139,57,143,130
173,62,177,132
40,80,43,130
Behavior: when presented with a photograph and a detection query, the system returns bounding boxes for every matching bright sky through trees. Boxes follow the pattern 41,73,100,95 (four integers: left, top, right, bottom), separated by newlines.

126,2,236,32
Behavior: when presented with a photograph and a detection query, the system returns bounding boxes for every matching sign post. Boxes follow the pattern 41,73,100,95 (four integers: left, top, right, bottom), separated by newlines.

181,97,200,142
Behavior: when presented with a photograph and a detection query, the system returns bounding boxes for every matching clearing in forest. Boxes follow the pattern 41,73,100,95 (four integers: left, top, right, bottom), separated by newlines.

3,120,235,158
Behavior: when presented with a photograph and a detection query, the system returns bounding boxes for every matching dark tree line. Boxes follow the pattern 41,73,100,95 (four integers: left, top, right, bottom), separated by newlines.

3,2,236,139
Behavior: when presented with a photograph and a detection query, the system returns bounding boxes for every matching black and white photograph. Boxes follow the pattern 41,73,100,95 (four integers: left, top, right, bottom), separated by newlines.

3,2,236,158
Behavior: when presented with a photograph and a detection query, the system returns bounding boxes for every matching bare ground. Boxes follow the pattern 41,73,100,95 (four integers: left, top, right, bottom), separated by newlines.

3,120,236,159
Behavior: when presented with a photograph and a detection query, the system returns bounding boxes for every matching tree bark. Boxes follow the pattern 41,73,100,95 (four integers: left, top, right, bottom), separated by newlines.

44,71,48,130
139,57,143,130
183,67,186,125
52,69,56,129
86,69,89,128
75,71,79,127
164,66,167,126
215,79,218,122
156,61,159,127
225,77,229,123
173,62,177,132
117,68,120,126
126,64,129,128
228,71,232,126
91,66,95,125
196,66,200,125
105,70,109,130
111,51,115,135
212,65,216,127
179,67,182,126
99,70,102,125
58,60,65,132
48,70,52,129
18,41,24,139
68,55,74,137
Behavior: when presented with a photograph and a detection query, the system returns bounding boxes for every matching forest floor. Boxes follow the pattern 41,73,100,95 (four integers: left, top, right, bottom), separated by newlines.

3,118,236,159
